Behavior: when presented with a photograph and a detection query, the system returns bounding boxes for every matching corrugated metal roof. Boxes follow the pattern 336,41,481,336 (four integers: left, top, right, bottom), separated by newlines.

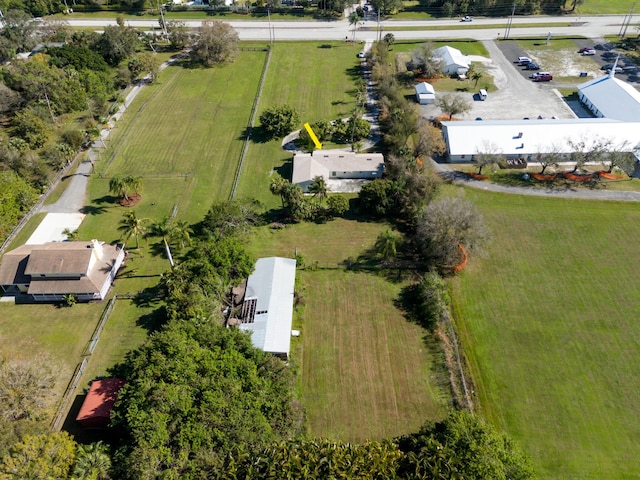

415,82,435,95
434,45,470,71
578,75,640,122
239,257,296,358
442,118,640,156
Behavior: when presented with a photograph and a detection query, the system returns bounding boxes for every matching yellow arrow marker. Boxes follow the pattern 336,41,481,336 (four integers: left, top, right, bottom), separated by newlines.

304,122,322,150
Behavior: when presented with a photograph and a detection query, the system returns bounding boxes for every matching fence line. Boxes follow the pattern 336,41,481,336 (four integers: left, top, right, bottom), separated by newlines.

441,309,474,412
49,292,159,432
230,46,272,200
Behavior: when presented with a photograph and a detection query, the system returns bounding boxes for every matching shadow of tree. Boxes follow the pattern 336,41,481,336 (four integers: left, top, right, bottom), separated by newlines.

80,205,108,216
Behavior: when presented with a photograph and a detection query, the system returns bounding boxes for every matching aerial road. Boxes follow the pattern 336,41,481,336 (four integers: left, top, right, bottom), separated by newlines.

63,14,631,41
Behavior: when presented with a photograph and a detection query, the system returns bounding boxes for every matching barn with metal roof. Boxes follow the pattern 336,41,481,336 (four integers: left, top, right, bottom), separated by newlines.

238,257,296,361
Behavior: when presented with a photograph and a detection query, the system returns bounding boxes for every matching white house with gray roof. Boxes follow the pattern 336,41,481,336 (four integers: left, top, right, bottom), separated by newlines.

238,257,296,360
292,150,384,193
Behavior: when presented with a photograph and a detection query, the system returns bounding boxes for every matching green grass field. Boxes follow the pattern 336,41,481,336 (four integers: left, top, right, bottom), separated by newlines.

0,302,104,417
448,187,640,479
235,41,365,206
298,269,447,442
249,218,449,442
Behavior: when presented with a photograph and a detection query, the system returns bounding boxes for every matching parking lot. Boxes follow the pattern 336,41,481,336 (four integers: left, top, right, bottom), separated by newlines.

419,40,579,121
419,39,640,122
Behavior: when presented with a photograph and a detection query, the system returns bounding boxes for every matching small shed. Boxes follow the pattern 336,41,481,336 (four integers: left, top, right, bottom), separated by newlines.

76,378,125,428
415,82,436,105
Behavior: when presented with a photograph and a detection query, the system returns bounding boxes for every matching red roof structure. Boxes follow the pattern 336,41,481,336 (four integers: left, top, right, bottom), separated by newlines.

76,378,125,428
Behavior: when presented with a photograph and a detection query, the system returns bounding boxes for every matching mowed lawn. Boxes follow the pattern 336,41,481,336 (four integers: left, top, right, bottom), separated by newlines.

236,41,365,206
249,219,448,442
97,49,266,223
449,188,640,479
299,270,447,442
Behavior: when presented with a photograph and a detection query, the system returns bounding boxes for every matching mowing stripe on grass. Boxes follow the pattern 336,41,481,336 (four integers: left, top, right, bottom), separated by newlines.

230,46,272,200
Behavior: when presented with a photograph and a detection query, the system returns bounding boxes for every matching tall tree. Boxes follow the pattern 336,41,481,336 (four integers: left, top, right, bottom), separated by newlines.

190,21,239,66
308,175,328,203
95,25,140,66
270,173,288,207
118,210,147,249
349,12,360,41
416,197,490,273
0,432,77,480
436,94,472,120
0,357,56,421
473,141,504,175
72,442,111,480
147,216,177,267
374,229,401,260
411,42,444,78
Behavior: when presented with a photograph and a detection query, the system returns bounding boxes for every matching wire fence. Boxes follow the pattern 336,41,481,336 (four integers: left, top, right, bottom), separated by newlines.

230,46,272,200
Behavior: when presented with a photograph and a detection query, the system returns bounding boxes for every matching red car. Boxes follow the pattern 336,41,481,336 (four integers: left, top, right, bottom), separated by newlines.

578,46,594,53
533,73,553,82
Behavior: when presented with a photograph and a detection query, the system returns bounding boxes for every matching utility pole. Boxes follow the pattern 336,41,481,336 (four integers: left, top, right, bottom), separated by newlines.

504,2,516,40
377,8,381,42
267,8,273,45
621,2,636,38
158,0,168,37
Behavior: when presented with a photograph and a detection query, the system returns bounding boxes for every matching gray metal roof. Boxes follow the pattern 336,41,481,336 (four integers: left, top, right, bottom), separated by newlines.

577,75,640,122
239,257,296,358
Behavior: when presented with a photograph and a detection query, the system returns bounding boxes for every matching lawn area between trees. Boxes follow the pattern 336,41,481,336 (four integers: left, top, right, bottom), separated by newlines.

248,218,450,442
449,186,640,479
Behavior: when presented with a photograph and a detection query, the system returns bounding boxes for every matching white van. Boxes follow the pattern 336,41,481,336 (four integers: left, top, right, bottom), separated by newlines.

478,89,488,101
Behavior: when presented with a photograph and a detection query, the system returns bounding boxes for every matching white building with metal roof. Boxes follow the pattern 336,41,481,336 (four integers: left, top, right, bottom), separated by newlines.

578,74,640,122
441,118,640,162
238,257,296,360
434,45,471,76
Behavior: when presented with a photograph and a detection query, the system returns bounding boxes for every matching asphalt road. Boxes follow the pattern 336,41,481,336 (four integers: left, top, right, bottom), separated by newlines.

64,14,630,42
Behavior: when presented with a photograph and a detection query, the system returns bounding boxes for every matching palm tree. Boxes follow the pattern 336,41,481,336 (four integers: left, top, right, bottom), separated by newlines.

374,229,401,261
308,175,328,203
269,173,288,207
126,175,142,197
471,70,483,88
170,220,192,250
349,12,360,41
109,175,128,201
72,442,111,480
118,210,147,249
147,216,176,268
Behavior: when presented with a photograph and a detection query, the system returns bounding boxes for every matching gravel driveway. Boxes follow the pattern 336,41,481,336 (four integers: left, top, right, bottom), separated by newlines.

420,40,578,121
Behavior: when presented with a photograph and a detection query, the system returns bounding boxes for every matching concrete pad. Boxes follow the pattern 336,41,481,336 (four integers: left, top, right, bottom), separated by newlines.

26,213,86,245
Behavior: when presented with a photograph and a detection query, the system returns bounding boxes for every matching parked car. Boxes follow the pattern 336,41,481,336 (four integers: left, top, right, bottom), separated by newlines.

525,62,540,70
578,46,594,53
357,51,365,58
581,49,596,56
533,73,553,82
460,15,473,22
517,56,532,65
607,67,624,74
530,71,551,79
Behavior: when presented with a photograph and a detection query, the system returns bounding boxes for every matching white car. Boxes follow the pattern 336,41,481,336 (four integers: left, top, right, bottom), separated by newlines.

581,49,596,56
460,15,473,22
357,51,365,58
